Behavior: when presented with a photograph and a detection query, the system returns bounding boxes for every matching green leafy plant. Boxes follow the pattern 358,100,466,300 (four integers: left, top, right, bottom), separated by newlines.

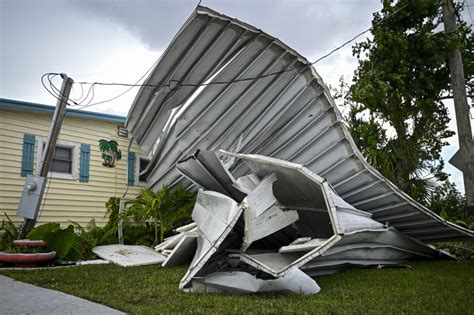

70,219,105,259
99,197,122,244
436,242,474,260
99,139,122,167
126,186,195,245
0,213,19,252
27,223,83,261
95,196,154,246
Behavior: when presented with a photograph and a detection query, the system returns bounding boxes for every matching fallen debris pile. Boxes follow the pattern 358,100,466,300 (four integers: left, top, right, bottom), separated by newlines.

154,151,450,294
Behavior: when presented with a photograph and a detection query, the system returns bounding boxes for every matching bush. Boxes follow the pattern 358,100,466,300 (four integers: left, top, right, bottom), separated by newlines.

27,223,85,260
426,181,474,230
0,213,19,252
126,186,195,245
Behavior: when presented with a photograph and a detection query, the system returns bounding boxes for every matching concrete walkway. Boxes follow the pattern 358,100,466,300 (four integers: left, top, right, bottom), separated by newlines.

0,275,125,314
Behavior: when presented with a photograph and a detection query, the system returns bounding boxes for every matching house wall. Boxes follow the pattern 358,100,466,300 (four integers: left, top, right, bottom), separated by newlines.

0,107,146,227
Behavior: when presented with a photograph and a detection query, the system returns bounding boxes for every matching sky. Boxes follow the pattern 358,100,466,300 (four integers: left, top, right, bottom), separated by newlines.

0,0,471,192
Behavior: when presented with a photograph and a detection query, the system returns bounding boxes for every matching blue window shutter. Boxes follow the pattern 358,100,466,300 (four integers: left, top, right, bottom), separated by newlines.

80,144,90,182
128,152,135,186
21,134,35,177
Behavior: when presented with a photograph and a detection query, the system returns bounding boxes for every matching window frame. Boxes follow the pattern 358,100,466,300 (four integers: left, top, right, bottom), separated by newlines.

135,154,151,186
36,137,80,180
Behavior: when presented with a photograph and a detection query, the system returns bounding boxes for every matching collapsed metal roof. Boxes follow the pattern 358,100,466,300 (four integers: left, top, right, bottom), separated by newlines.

126,5,473,242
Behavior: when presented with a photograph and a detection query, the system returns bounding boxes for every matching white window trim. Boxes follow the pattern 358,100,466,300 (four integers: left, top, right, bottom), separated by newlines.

36,137,80,180
135,154,151,186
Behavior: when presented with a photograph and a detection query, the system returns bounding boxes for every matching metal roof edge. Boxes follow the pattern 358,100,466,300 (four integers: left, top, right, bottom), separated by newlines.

196,5,311,66
0,98,126,124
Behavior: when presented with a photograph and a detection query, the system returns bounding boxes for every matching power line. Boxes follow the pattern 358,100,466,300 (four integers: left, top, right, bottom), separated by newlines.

73,57,161,109
42,2,408,110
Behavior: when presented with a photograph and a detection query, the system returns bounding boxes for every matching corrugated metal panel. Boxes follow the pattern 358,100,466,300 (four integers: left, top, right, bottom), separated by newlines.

176,150,246,202
0,108,145,226
126,6,473,242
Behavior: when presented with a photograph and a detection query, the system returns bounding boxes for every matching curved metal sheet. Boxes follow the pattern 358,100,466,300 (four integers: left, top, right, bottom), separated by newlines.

126,6,473,242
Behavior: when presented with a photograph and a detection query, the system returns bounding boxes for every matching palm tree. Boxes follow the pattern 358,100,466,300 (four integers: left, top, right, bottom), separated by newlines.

126,186,195,245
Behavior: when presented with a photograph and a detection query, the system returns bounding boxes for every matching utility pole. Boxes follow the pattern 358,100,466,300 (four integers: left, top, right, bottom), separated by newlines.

442,0,474,210
19,74,74,237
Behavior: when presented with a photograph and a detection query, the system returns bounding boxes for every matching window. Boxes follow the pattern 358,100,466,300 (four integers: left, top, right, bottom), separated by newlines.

139,158,150,182
37,138,79,180
135,154,151,185
47,146,73,173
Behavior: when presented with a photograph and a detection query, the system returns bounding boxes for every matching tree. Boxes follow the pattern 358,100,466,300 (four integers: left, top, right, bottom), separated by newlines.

344,0,473,202
126,186,195,245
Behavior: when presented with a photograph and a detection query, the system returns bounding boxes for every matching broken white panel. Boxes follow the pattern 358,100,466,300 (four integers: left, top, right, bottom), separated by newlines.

328,190,384,233
155,227,198,254
233,174,261,194
175,222,197,233
162,233,197,267
155,233,184,252
92,245,166,267
289,237,312,245
177,150,246,201
279,238,328,254
241,173,299,251
191,268,320,295
180,190,243,290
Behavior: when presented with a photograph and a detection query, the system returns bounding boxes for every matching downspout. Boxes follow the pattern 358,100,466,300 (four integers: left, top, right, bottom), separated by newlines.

118,136,134,245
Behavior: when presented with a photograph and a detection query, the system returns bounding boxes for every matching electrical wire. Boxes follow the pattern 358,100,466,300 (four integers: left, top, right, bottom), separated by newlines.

41,73,80,106
72,56,162,110
42,2,409,110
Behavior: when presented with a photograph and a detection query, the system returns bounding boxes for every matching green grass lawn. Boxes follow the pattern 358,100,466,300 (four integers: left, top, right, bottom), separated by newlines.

1,260,473,314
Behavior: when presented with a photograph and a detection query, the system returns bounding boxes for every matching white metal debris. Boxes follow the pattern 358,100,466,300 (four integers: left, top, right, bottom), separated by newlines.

191,268,320,295
148,151,452,294
92,245,166,267
241,173,299,251
180,190,244,290
161,233,197,268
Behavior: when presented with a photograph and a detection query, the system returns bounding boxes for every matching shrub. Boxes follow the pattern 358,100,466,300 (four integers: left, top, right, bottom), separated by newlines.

126,186,195,245
0,213,19,252
27,223,84,261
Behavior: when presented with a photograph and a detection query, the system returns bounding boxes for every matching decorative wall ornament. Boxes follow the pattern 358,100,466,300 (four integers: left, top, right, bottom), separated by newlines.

99,139,122,167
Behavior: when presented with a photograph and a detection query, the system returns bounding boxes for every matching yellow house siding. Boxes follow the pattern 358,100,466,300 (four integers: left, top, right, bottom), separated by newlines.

0,108,145,227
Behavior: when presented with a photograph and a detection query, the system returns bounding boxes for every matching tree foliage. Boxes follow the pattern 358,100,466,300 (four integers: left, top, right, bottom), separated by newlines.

426,181,474,229
126,186,195,245
343,0,473,202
